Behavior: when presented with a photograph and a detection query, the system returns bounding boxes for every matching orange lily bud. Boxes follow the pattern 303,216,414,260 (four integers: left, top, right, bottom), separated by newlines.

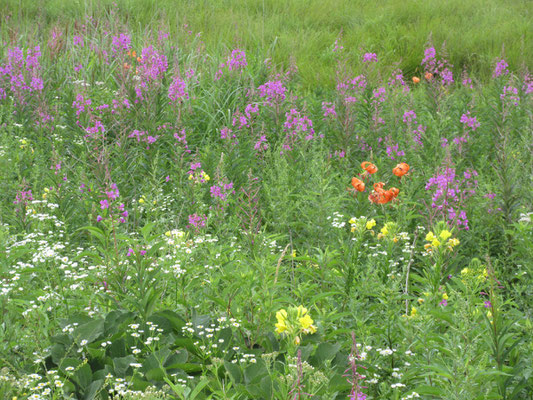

351,177,365,192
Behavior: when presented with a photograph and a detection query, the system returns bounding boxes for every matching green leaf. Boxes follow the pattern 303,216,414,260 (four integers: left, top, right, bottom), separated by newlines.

83,379,104,400
74,363,93,390
113,355,136,377
73,318,105,345
312,342,341,366
224,360,243,384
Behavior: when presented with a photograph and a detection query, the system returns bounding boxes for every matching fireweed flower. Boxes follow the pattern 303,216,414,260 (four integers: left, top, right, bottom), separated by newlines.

258,80,286,104
187,213,207,232
500,86,520,106
215,48,247,80
322,102,337,118
425,166,478,230
168,76,189,103
492,58,509,78
402,110,425,147
362,52,378,63
111,33,132,53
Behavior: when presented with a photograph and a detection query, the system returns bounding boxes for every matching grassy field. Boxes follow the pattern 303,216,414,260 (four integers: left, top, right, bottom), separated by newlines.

1,0,532,87
0,1,532,399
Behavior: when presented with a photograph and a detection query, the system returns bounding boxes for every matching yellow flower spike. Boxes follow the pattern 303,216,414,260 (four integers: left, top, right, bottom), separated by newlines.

439,230,452,240
366,219,376,230
296,305,308,318
276,309,288,321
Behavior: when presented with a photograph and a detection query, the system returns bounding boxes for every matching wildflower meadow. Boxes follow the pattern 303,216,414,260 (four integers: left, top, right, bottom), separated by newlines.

0,1,532,399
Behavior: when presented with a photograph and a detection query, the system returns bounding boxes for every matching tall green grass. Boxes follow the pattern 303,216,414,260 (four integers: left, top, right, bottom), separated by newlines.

1,0,531,88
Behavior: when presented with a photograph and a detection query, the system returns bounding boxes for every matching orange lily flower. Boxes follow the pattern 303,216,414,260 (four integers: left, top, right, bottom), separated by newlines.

425,72,433,81
412,77,420,84
389,187,400,198
368,183,399,205
351,177,365,192
392,162,410,177
361,161,378,174
373,182,385,191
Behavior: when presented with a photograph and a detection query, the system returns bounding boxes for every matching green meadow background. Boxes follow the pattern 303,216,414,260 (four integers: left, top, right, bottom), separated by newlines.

1,0,531,87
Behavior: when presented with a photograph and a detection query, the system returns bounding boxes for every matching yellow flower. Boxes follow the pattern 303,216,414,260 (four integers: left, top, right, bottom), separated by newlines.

448,238,460,247
431,239,441,247
410,306,417,317
351,226,356,233
275,309,288,334
299,314,314,330
165,231,171,237
417,298,424,304
461,268,469,275
425,232,436,242
139,198,145,204
442,293,448,300
349,217,356,225
366,219,376,230
381,225,389,236
439,230,452,240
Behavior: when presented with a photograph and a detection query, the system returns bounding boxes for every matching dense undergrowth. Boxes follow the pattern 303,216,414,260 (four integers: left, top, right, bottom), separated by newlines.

0,5,532,400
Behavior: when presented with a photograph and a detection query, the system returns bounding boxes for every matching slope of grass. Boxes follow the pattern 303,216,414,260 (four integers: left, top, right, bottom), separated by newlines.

1,0,531,87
